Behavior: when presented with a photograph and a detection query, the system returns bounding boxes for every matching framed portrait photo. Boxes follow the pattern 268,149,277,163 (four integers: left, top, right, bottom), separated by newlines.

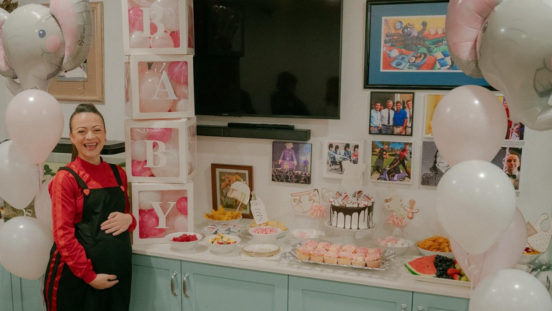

272,141,312,184
420,141,450,187
370,91,414,136
370,141,413,184
491,147,522,192
364,0,491,89
322,138,364,179
211,164,253,218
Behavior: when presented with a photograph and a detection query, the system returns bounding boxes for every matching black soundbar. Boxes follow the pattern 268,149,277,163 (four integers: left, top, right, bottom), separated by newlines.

227,123,295,130
198,125,310,141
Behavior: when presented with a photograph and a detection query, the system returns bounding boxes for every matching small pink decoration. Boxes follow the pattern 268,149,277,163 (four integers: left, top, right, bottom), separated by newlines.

146,127,173,142
132,160,153,177
176,197,188,216
309,203,325,219
251,227,279,235
139,209,166,238
386,214,408,228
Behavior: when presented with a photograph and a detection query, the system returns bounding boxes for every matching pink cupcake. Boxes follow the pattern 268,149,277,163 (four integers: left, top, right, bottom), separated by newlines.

343,244,358,253
305,240,318,248
338,251,353,265
329,244,342,252
311,248,327,263
324,251,338,264
365,253,381,268
357,247,369,255
352,255,366,267
367,247,383,255
297,245,314,260
316,242,331,251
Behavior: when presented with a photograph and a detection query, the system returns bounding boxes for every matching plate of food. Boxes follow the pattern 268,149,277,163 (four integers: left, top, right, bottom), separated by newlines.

416,236,455,259
405,255,471,287
204,207,243,224
203,223,244,236
248,220,289,239
242,244,281,257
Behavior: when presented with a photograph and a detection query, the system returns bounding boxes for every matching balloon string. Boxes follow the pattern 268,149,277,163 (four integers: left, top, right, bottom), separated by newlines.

466,255,477,293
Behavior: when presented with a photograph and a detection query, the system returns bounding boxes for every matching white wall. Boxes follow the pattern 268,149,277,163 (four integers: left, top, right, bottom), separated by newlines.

1,0,551,243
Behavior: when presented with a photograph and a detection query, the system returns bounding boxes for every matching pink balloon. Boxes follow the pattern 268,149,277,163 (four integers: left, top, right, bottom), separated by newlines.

147,128,173,142
131,128,148,140
150,62,169,74
132,160,154,177
139,209,166,238
171,81,189,98
139,70,175,113
129,8,159,34
168,61,188,85
138,62,148,75
6,90,64,165
170,31,181,48
452,208,527,287
176,197,188,216
167,214,188,232
151,33,175,48
161,190,185,204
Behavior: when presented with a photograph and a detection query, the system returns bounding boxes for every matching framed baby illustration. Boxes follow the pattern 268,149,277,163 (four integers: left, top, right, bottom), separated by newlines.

271,141,312,184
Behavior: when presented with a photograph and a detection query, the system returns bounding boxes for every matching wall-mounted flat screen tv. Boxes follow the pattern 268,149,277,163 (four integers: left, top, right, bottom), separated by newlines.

193,0,342,119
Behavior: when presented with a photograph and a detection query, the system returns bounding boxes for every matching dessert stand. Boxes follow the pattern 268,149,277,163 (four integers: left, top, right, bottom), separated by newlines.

324,220,374,245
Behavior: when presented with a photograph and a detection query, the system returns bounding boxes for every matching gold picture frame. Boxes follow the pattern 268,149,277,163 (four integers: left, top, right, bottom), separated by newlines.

47,2,104,103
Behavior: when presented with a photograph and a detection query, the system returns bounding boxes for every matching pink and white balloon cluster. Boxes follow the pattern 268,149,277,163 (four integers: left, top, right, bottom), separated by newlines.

435,0,552,307
138,190,188,238
130,127,180,178
0,90,62,280
128,0,186,48
138,61,189,113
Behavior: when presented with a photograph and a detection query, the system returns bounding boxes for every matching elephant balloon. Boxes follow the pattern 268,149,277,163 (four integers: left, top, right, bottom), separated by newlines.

0,0,93,95
446,0,552,131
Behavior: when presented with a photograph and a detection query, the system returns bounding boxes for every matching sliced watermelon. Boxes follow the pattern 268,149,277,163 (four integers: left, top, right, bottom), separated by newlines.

405,255,437,277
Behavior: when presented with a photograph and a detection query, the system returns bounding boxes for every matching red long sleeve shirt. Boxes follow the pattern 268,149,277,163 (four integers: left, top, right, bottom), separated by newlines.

49,157,136,284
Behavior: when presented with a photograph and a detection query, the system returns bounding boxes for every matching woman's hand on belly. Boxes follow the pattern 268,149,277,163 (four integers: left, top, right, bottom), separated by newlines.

101,212,133,236
90,274,119,289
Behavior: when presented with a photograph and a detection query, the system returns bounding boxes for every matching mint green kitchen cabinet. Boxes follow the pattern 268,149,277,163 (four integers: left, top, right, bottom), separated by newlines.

1,263,14,311
11,277,43,311
130,254,183,311
288,275,413,311
181,261,288,311
412,293,469,311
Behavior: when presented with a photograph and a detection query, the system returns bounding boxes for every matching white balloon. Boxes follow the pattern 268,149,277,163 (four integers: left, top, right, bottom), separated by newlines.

34,176,53,231
173,98,189,112
150,0,179,32
0,141,39,209
131,140,148,161
436,160,516,254
470,269,552,311
139,191,162,210
433,85,507,166
151,149,180,177
0,216,53,280
130,31,150,48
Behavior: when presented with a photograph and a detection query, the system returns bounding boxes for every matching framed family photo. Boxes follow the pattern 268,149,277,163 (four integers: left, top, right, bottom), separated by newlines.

322,138,364,179
211,164,253,218
491,147,522,192
364,0,491,89
370,91,414,136
272,142,312,184
370,141,413,184
420,141,450,187
424,93,524,140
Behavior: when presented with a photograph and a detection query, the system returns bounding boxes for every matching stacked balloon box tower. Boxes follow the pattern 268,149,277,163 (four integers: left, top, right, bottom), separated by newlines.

122,0,197,244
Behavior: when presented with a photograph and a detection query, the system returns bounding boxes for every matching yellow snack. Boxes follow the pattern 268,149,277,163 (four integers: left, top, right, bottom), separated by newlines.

249,220,288,231
204,206,242,221
417,236,451,253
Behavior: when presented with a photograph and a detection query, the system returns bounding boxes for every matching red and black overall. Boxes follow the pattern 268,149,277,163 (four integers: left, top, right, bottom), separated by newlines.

43,158,135,311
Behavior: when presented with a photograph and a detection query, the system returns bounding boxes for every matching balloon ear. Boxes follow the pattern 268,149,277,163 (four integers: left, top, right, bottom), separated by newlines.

50,0,93,71
445,0,498,78
0,8,15,79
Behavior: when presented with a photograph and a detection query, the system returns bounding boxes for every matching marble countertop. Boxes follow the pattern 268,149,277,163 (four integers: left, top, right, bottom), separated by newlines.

132,231,473,299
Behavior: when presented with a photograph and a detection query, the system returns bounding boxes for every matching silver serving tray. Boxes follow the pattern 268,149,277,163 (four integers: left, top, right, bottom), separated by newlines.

282,243,396,271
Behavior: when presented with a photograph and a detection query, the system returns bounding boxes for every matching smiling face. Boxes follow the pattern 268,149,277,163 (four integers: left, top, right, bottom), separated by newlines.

505,154,520,173
70,112,106,164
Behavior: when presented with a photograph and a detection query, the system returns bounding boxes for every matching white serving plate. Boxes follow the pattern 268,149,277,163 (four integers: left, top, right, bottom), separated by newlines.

242,244,280,257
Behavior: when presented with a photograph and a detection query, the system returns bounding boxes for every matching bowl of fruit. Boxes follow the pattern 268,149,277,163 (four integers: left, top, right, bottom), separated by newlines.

166,232,202,251
519,247,542,265
416,236,455,259
205,233,241,254
376,236,413,256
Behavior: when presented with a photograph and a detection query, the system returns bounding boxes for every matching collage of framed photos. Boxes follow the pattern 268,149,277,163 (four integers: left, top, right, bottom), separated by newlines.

368,91,524,192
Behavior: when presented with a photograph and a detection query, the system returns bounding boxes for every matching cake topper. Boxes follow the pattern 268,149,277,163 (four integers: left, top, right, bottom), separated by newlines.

341,161,367,195
227,181,250,213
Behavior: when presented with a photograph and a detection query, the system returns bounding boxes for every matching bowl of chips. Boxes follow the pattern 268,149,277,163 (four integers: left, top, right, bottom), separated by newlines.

204,206,243,224
416,236,454,259
249,220,288,239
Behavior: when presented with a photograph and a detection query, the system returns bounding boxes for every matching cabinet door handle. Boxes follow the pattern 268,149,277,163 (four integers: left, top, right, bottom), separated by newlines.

418,307,424,311
183,272,190,298
401,303,407,311
170,271,178,297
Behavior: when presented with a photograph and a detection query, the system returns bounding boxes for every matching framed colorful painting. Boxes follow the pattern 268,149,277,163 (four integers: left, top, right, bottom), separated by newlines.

370,141,413,184
211,164,253,219
364,0,491,89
